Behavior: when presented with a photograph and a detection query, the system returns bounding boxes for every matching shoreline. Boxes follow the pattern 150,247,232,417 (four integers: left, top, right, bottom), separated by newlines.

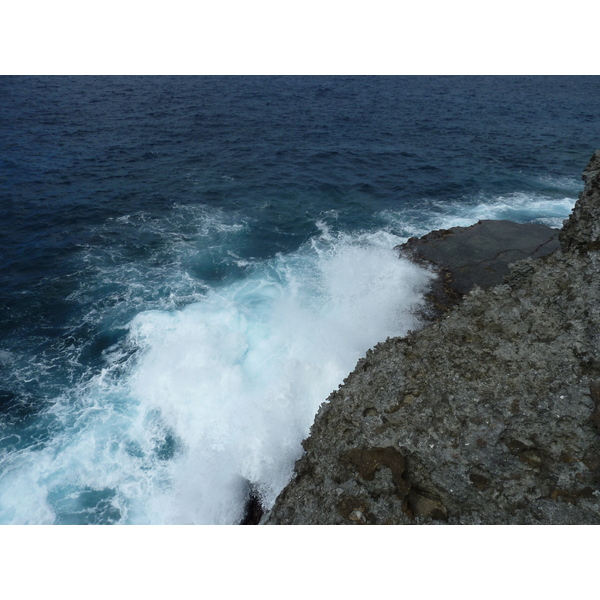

264,150,600,525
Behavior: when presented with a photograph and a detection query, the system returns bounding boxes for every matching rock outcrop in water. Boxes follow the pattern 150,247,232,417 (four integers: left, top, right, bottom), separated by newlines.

265,150,600,525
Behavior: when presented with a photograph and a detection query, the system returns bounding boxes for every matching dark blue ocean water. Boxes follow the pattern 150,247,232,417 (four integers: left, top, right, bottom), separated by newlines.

1,76,599,524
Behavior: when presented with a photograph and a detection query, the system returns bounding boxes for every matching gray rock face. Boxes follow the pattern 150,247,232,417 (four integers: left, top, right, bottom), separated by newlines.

398,220,560,319
265,151,600,525
560,149,600,253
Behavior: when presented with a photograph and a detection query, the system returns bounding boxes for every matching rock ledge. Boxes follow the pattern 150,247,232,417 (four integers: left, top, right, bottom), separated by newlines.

265,151,600,525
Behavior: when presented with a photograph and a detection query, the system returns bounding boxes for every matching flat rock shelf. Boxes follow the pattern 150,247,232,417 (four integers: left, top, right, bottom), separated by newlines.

398,219,560,319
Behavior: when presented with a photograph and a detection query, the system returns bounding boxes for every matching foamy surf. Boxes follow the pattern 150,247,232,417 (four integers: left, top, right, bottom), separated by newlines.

0,181,581,524
380,189,578,239
0,226,434,524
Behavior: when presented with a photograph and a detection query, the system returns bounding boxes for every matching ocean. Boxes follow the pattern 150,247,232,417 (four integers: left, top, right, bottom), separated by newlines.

1,75,599,524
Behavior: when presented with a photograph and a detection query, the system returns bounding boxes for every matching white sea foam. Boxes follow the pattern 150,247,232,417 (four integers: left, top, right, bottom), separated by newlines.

3,185,573,524
381,191,577,239
0,225,433,524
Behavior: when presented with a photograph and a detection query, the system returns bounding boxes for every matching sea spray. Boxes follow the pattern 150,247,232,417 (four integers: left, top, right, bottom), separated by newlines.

0,226,433,524
124,228,435,523
1,75,597,525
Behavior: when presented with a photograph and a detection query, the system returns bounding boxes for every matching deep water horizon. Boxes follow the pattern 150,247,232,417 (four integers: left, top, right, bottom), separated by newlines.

1,76,600,524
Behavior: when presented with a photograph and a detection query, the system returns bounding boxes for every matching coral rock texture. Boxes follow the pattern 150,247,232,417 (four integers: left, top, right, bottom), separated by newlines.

265,151,600,524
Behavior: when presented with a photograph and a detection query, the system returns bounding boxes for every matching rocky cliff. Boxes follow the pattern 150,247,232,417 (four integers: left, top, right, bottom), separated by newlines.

265,150,600,525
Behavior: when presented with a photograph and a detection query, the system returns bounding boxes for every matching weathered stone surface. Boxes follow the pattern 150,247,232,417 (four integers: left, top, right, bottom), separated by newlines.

560,149,600,253
589,381,600,433
265,151,600,525
398,220,560,319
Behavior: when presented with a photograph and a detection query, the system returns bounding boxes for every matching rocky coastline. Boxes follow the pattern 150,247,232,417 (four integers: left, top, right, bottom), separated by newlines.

264,150,600,525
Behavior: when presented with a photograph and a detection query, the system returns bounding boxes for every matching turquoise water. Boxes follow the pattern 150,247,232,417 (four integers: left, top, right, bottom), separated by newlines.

1,76,599,523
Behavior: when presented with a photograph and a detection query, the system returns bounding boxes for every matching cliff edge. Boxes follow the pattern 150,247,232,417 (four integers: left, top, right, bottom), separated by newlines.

265,150,600,525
